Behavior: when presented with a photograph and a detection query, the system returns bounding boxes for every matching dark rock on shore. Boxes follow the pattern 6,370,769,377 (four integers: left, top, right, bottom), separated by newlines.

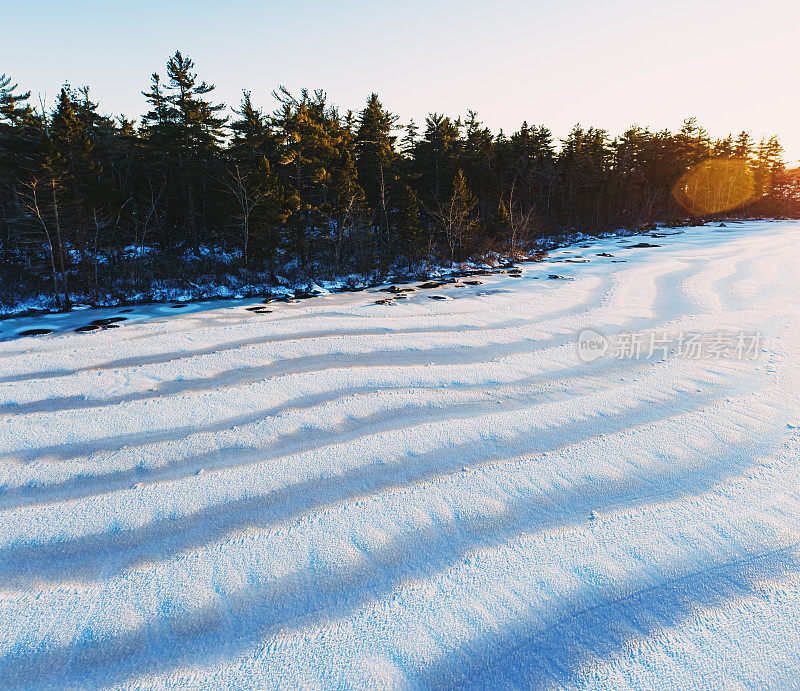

91,317,127,326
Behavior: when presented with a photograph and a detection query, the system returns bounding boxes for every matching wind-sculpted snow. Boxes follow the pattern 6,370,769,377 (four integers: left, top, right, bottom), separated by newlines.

1,221,799,689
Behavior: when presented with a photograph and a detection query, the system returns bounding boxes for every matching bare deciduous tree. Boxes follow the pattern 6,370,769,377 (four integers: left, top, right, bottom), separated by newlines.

18,176,68,308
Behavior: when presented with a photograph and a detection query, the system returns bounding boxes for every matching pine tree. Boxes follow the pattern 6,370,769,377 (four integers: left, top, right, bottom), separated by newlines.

328,113,369,272
734,131,753,160
496,122,555,227
272,87,340,273
225,92,287,270
0,74,32,126
557,125,610,230
752,135,784,205
414,113,462,206
397,183,424,267
461,111,494,224
0,74,37,255
354,93,398,243
400,119,419,157
141,51,227,248
676,117,711,169
229,91,278,168
48,86,104,293
437,169,480,265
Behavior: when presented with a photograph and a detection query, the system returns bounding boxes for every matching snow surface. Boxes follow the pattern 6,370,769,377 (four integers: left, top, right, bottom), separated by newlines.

0,220,799,689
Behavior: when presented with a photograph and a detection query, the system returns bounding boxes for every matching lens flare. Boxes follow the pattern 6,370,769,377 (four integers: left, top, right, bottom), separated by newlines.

672,158,754,215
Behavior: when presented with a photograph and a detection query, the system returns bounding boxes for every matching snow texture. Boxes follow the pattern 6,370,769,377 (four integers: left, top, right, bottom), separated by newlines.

0,220,799,689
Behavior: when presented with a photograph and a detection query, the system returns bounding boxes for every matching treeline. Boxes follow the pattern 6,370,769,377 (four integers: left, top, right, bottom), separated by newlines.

0,51,798,311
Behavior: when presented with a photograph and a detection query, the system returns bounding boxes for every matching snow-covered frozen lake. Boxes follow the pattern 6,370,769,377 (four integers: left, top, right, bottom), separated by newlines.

1,220,799,689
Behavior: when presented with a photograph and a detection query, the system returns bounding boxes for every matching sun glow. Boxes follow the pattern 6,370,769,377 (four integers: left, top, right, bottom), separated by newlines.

672,159,754,215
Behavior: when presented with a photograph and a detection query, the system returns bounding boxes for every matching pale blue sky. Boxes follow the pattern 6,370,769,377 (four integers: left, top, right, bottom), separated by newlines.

6,0,800,163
